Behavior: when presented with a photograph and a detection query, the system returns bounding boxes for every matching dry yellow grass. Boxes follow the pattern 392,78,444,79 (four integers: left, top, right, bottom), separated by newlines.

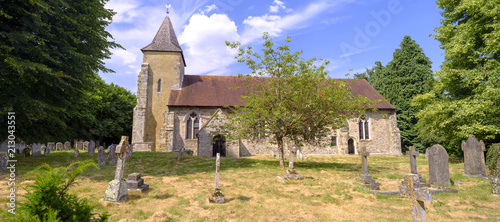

0,151,499,221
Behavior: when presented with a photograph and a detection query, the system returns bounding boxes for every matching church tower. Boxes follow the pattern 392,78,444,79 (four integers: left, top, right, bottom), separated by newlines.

132,13,185,152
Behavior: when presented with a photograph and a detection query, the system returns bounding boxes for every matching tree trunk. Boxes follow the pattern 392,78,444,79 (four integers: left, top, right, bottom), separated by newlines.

277,136,285,167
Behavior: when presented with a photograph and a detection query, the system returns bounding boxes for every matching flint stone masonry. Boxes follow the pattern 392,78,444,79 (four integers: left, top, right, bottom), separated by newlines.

399,174,433,222
462,134,488,178
428,144,451,187
0,153,8,172
98,146,106,167
89,141,96,156
126,173,149,192
64,141,71,150
56,142,63,151
108,144,116,165
103,136,131,203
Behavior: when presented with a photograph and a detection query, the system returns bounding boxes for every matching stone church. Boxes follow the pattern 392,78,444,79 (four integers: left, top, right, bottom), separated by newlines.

132,14,402,157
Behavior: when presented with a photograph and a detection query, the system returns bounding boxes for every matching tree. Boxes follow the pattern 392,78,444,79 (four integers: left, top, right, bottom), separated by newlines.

355,37,434,152
225,33,371,167
0,0,121,142
412,0,500,155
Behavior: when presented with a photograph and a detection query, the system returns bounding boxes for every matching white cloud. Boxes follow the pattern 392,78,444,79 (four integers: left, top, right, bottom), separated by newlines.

105,0,141,23
110,49,137,65
242,1,352,45
203,4,217,14
270,0,287,13
179,13,240,75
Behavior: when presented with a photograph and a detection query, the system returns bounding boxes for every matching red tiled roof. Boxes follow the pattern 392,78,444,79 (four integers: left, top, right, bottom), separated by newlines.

167,75,395,110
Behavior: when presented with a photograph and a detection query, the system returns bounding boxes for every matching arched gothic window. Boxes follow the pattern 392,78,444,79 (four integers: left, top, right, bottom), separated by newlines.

358,116,370,140
186,112,199,139
157,79,162,92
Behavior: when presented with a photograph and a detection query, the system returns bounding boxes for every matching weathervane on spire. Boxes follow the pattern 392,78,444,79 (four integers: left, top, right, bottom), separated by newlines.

166,4,171,14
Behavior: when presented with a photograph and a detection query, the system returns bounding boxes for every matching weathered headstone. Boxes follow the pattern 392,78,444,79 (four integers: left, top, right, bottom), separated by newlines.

462,134,488,178
103,136,131,202
428,144,451,186
64,141,71,150
98,146,106,167
126,173,149,192
76,141,83,150
178,147,185,161
399,174,433,222
425,147,430,160
88,140,96,156
493,158,500,195
127,143,133,160
283,149,301,180
15,142,26,154
22,147,30,157
209,153,225,204
356,147,381,190
56,142,63,151
0,153,8,173
47,142,55,151
83,141,89,150
43,145,50,156
32,143,42,157
108,144,116,165
73,149,79,158
408,146,427,185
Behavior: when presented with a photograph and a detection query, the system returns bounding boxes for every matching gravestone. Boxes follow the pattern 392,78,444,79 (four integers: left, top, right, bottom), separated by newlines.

408,146,427,186
32,143,42,157
209,153,225,204
76,141,83,150
0,152,8,173
88,140,96,155
428,144,451,186
43,145,50,156
356,147,381,190
56,142,63,151
178,147,185,161
15,142,26,154
462,134,488,178
83,141,89,150
399,173,433,221
108,144,116,165
88,140,96,156
493,158,500,195
425,147,430,160
103,136,131,202
73,149,79,158
283,148,301,180
126,173,149,192
98,146,106,167
64,141,71,150
22,147,30,157
47,142,55,151
0,141,8,153
127,143,133,160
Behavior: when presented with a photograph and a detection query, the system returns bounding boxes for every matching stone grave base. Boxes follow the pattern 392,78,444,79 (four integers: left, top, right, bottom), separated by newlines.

208,188,225,204
464,174,490,180
126,173,149,193
283,169,302,180
356,174,381,190
103,179,128,203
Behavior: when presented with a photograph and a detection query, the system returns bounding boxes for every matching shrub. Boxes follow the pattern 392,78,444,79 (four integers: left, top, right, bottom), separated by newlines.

6,160,109,222
486,144,500,177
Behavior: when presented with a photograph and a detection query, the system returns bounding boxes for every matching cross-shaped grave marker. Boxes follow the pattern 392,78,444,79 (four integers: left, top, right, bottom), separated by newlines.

399,173,433,222
356,147,380,190
283,146,301,180
209,153,225,203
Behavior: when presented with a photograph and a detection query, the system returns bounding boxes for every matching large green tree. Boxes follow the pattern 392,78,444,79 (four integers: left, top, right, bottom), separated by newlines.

0,0,121,142
355,36,434,152
225,34,371,167
412,0,500,155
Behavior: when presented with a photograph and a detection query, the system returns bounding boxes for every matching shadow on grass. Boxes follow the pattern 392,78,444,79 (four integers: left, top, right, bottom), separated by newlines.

7,151,396,182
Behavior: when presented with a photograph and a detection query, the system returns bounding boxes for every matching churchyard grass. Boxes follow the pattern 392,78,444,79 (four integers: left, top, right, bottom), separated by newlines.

1,151,499,221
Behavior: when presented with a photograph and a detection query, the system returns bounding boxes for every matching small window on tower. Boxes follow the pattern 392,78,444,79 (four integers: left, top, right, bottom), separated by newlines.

331,136,337,146
157,79,162,92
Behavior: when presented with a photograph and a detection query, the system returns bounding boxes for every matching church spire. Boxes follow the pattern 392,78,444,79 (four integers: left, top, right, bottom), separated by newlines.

141,13,182,52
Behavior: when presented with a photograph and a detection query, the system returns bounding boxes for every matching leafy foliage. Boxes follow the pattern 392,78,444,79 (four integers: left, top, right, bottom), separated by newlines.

486,144,500,177
6,160,109,221
0,0,122,142
225,33,371,167
412,0,500,155
355,36,434,152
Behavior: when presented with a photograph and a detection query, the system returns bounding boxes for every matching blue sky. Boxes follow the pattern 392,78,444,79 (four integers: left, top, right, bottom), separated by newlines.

102,0,444,93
